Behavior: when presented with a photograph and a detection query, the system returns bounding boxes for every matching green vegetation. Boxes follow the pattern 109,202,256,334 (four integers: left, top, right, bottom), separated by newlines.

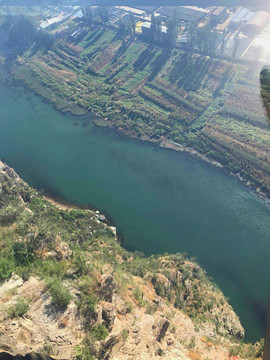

92,324,109,341
0,154,264,358
0,162,241,333
0,11,268,356
121,329,129,342
261,68,270,123
46,277,72,307
228,338,264,359
3,15,268,196
6,297,29,318
75,337,95,360
41,343,54,356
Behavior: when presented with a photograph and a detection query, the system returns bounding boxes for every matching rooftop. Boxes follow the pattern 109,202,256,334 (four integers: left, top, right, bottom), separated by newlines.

231,7,254,24
159,6,209,23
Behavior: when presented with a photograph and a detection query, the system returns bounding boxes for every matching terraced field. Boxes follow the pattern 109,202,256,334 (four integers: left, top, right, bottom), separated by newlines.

11,24,270,196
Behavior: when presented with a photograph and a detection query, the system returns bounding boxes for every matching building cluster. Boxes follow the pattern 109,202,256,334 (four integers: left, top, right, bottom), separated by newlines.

110,5,270,46
39,6,83,30
38,4,270,62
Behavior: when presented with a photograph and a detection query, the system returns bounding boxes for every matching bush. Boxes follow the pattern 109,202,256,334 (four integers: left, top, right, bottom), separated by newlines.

7,297,29,318
46,277,71,307
255,338,264,357
0,257,14,283
133,286,146,307
78,293,96,319
121,329,129,342
15,265,32,281
41,343,54,356
39,259,66,279
0,203,22,226
92,324,108,341
12,241,34,266
126,302,133,313
75,335,95,360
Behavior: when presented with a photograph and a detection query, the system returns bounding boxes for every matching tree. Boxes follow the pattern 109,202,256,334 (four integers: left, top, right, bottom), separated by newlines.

156,16,162,43
166,17,177,47
98,7,109,26
232,29,240,59
129,13,135,36
221,30,228,55
211,29,218,53
187,23,197,50
3,14,55,54
81,5,93,24
118,17,126,34
150,13,158,39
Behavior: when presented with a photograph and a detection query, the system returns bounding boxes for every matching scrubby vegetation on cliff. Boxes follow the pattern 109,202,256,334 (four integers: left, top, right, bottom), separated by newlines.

0,161,265,360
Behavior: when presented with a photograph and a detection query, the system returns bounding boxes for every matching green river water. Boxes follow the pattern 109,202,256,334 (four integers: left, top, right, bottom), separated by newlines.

0,83,270,341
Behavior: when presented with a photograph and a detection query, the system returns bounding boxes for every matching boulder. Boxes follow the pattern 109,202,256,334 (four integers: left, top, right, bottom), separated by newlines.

114,296,127,315
55,241,72,260
156,318,170,342
17,327,32,346
101,302,115,330
99,275,116,303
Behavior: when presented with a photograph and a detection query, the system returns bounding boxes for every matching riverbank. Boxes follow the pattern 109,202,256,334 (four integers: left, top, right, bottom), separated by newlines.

11,66,267,202
2,28,268,200
43,194,118,237
1,79,270,341
94,115,270,203
4,64,270,202
6,65,270,203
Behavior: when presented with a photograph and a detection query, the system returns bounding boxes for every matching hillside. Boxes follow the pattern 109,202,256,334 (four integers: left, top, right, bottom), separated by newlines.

0,160,264,359
1,17,268,197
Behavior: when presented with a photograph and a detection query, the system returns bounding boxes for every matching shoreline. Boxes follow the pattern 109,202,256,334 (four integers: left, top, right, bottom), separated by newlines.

94,118,270,204
0,81,269,341
2,72,270,204
42,191,122,240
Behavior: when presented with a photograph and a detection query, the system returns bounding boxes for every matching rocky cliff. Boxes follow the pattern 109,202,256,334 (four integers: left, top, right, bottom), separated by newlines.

0,161,263,360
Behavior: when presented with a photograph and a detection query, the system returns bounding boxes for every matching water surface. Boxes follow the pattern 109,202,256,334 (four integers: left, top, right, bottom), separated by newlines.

0,83,269,341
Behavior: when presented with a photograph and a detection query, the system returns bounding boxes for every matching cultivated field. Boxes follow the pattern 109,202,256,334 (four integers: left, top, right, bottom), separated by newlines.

12,25,270,196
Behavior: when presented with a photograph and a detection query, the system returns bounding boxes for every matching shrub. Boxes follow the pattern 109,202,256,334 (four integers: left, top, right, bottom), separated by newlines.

75,345,94,360
75,335,95,360
0,203,22,226
46,277,71,307
126,302,133,313
0,257,14,283
41,343,54,356
15,265,32,281
73,250,87,277
133,286,146,307
78,293,96,319
187,336,196,349
92,324,108,341
121,329,129,342
7,297,29,318
39,259,66,279
12,241,34,266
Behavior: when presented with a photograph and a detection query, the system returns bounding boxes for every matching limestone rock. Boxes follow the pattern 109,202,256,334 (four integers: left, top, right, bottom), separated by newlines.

156,317,170,342
114,296,127,315
0,275,23,298
101,301,116,330
99,274,116,302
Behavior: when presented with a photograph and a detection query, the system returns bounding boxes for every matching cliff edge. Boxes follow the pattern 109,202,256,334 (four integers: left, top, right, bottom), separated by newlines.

0,161,263,360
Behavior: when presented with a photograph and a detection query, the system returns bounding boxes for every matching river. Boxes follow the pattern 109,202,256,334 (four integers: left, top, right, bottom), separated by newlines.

0,82,269,341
